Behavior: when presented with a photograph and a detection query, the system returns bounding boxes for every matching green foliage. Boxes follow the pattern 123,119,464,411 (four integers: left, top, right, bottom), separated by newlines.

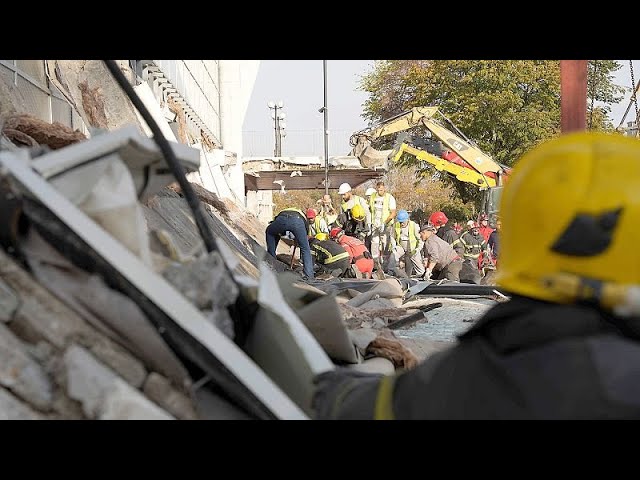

359,60,625,167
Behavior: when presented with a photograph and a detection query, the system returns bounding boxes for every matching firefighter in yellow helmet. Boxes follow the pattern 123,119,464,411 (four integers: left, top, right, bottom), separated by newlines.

312,132,640,419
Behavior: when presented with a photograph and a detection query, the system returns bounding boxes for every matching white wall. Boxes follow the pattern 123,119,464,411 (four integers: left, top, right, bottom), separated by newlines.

219,61,261,203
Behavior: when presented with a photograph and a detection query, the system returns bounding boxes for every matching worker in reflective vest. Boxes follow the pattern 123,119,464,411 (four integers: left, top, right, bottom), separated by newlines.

306,208,329,237
369,180,397,259
309,233,351,277
393,210,425,277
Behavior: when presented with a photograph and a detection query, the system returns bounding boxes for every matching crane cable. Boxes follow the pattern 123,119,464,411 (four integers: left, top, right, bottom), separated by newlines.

631,61,640,136
617,61,640,133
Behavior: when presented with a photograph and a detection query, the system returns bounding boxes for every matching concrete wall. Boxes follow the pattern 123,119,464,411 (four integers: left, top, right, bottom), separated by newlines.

148,60,260,206
219,61,261,203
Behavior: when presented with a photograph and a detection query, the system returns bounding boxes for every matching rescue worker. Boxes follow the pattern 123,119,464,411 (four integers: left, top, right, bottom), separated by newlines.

419,224,462,282
369,180,397,261
477,213,494,242
313,131,640,419
330,227,374,279
309,233,351,278
453,221,487,284
342,203,369,241
265,207,314,279
306,208,329,238
338,183,371,228
317,194,338,226
393,210,424,278
429,211,463,256
487,217,501,265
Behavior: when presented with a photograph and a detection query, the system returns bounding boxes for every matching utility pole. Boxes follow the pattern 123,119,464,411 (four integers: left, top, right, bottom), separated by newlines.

268,100,286,156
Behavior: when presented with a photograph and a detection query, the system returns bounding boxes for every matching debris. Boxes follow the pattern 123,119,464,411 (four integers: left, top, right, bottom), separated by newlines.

387,302,442,330
2,113,86,149
366,332,419,370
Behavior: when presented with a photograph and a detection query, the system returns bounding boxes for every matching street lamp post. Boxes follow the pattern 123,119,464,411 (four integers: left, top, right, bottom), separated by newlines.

321,61,329,195
268,100,286,156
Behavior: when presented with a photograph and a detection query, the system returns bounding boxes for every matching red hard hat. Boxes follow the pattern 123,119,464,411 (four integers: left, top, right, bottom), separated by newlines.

429,211,448,227
306,208,317,219
330,227,343,239
478,212,489,222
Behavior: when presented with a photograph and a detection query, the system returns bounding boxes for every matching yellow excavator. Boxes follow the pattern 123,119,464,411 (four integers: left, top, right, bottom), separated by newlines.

349,106,512,222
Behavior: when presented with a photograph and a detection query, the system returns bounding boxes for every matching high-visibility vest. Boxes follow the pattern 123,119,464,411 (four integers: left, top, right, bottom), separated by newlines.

454,232,486,260
369,192,391,225
308,216,328,236
311,240,350,265
341,195,365,215
395,221,419,253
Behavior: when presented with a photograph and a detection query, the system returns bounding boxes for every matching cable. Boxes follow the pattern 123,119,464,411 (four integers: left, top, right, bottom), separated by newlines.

103,60,217,253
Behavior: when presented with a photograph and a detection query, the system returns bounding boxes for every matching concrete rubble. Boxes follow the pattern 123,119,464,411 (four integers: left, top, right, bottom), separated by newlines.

0,66,504,420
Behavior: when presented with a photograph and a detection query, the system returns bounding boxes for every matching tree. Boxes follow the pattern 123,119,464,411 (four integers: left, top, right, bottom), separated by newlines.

358,60,625,205
587,60,626,131
359,60,625,165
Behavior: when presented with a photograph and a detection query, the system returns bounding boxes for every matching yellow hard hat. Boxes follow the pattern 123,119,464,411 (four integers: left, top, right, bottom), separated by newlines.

351,203,366,221
497,132,640,305
315,233,329,241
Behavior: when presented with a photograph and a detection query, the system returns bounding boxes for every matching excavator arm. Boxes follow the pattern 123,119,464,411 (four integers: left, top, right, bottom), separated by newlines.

350,106,510,187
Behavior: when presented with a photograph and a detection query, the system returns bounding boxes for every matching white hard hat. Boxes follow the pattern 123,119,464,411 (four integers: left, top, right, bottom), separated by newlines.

338,183,352,195
365,187,376,196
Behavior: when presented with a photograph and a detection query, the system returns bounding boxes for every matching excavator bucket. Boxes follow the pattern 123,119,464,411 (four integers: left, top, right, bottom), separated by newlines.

350,137,393,170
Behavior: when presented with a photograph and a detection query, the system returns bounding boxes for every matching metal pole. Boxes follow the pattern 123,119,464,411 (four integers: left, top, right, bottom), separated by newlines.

323,60,329,195
274,105,281,157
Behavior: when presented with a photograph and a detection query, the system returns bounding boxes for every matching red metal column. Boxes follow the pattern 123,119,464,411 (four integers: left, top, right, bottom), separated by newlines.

560,60,588,133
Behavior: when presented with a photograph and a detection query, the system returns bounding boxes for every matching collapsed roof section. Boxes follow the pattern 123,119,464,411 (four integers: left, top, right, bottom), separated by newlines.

243,155,383,192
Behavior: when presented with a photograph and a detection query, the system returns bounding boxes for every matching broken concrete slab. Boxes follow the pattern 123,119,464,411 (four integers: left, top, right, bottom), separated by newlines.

88,340,147,389
0,387,42,420
295,293,359,364
347,357,395,375
63,344,171,420
45,60,144,133
143,373,198,420
99,381,173,420
0,279,19,323
0,323,53,410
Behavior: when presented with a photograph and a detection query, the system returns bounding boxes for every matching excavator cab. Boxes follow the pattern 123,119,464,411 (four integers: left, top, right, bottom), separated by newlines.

480,185,502,227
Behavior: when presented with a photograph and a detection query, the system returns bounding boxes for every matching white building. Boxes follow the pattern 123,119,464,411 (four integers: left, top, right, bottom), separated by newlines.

0,59,260,208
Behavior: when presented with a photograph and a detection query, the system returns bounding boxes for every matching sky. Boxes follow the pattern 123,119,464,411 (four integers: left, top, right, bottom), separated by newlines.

242,60,640,158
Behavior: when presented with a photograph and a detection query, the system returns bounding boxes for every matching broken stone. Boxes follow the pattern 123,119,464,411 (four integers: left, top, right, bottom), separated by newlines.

143,373,198,420
346,357,395,375
63,344,171,420
88,340,147,389
0,279,19,323
0,323,53,410
99,381,173,420
0,387,42,420
162,251,238,311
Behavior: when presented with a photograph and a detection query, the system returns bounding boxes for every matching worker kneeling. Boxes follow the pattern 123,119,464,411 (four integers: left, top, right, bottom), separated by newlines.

309,233,351,278
312,132,640,419
419,224,462,282
330,227,374,279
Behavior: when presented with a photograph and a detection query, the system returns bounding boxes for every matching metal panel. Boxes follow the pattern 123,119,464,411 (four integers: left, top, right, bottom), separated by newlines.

15,60,46,85
0,64,14,87
244,168,383,191
51,97,72,127
16,77,49,122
